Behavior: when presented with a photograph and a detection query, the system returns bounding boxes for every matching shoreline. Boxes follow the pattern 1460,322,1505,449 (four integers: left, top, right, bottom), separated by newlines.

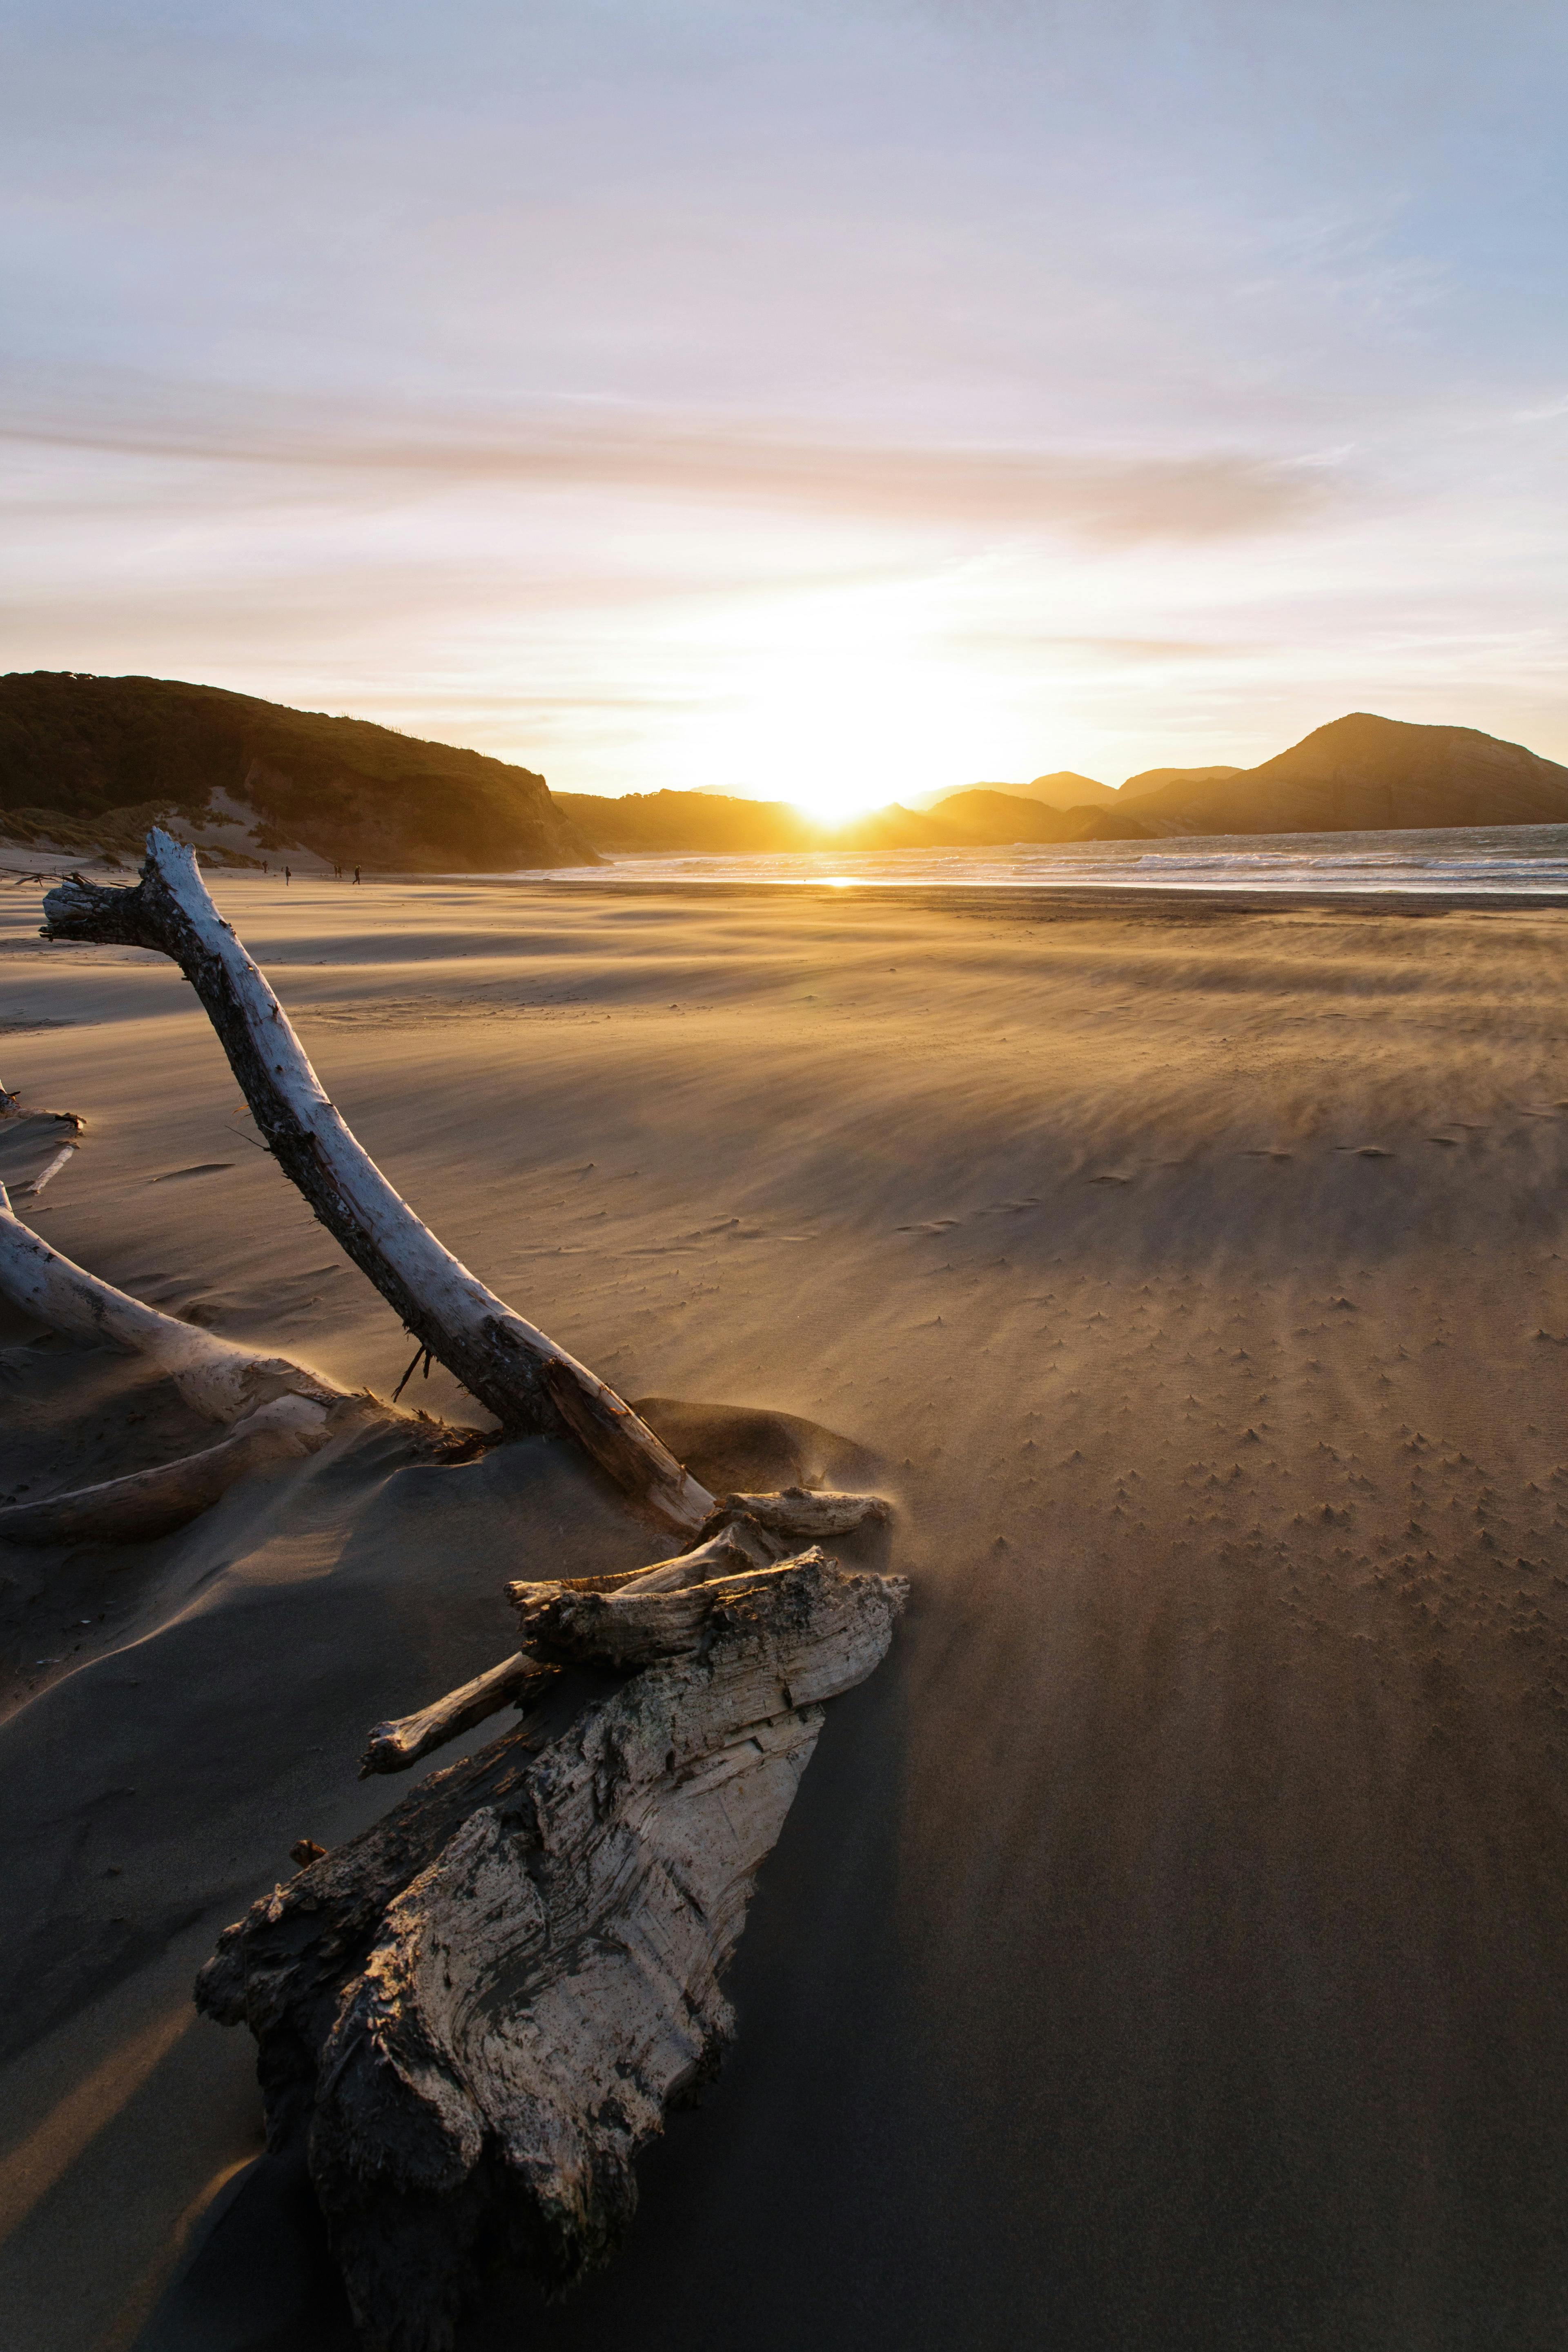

450,873,1568,916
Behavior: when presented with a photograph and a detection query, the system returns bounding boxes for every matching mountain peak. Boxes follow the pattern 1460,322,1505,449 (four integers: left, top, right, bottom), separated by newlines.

1134,713,1568,835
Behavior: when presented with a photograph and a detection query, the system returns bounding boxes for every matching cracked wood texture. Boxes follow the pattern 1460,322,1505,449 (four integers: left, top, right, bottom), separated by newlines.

196,1552,907,2352
42,832,711,1531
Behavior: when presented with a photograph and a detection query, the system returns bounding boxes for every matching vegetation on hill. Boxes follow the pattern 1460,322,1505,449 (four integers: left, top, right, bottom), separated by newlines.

1132,715,1568,835
0,673,595,871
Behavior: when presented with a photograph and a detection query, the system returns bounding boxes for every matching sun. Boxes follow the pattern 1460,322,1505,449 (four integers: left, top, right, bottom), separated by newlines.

736,652,983,824
673,572,1015,821
786,772,895,825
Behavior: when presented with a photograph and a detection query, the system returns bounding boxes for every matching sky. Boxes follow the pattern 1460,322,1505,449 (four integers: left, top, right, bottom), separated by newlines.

3,0,1567,814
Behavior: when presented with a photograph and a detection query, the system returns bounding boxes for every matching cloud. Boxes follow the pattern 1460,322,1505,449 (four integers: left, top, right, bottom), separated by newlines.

0,368,1338,546
949,631,1268,662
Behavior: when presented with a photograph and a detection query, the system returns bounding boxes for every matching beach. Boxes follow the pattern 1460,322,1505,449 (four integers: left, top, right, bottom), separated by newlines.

6,871,1568,2349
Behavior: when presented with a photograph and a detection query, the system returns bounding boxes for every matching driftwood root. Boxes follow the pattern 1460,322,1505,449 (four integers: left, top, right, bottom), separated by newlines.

199,1551,907,2352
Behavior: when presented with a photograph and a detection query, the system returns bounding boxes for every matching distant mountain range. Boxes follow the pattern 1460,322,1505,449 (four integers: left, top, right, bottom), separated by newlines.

1125,716,1568,834
912,771,1120,812
1120,764,1243,802
0,672,595,871
4,677,1567,870
562,717,1568,853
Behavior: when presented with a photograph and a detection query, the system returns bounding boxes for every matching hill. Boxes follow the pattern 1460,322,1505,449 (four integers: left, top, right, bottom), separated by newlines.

1120,764,1242,801
1070,806,1156,842
554,786,1124,855
556,790,976,854
928,789,1079,843
1018,771,1120,810
917,770,1115,812
553,791,819,855
0,673,595,872
1134,716,1568,835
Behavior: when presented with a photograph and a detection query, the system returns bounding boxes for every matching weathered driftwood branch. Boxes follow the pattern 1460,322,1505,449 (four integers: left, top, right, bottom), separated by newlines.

0,1105,86,1200
42,834,712,1532
0,1181,369,1541
695,1486,893,1544
359,1651,559,1778
350,1490,895,1771
20,1140,78,1196
511,1545,888,1675
617,1517,778,1591
198,1550,907,2352
0,1399,337,1546
0,1182,346,1425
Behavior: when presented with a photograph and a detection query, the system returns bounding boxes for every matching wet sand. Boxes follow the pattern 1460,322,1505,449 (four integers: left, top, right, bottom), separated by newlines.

5,875,1568,2349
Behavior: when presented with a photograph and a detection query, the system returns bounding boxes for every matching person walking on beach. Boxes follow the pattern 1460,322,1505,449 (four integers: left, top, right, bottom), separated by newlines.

354,866,361,884
285,865,291,886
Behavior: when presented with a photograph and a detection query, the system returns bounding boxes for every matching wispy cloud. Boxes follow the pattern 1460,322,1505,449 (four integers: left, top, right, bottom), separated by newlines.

2,0,1566,795
0,369,1337,545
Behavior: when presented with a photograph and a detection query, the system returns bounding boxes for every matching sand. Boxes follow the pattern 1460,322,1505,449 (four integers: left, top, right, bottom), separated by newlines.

5,873,1568,2349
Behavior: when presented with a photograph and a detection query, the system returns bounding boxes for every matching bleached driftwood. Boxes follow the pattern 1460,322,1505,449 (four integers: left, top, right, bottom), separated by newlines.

0,1183,346,1426
198,1550,907,2352
42,834,712,1532
0,1397,336,1546
510,1546,890,1675
695,1486,893,1544
0,1180,369,1541
20,1140,78,1197
359,1651,559,1778
18,833,908,2341
615,1517,778,1592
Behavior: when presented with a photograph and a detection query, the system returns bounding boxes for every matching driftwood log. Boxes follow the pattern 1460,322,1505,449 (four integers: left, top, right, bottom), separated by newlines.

198,1549,906,2352
42,833,712,1531
8,835,908,2342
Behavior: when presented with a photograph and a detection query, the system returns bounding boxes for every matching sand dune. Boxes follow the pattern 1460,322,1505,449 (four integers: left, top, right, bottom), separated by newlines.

4,875,1568,2348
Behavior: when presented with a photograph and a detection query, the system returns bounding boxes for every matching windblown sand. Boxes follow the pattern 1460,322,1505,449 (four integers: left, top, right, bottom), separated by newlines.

5,875,1568,2350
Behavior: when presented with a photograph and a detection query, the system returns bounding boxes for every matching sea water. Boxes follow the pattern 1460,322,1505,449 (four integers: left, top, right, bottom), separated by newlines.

507,822,1568,897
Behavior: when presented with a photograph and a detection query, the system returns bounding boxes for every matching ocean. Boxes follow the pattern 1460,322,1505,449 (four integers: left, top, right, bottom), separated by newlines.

512,821,1568,897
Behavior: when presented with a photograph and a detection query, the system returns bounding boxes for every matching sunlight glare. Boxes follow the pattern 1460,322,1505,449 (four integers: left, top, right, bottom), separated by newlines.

693,581,999,822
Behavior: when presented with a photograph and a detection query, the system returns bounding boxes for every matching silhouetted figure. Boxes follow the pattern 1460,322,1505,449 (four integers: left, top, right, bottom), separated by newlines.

285,865,291,886
354,866,361,884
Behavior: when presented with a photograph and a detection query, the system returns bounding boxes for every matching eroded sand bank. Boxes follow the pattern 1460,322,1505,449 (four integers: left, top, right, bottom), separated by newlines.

5,875,1568,2350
